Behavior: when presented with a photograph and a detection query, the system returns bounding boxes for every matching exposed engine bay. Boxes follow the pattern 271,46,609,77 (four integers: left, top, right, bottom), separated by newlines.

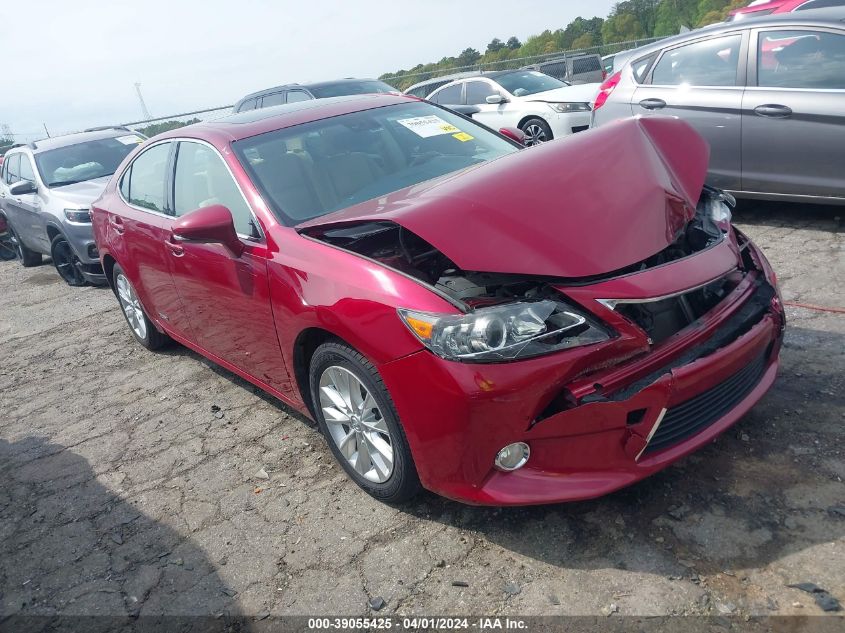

300,188,737,324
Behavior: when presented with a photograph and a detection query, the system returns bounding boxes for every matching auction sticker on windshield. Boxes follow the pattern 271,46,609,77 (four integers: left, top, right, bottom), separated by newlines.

115,135,145,145
397,115,461,138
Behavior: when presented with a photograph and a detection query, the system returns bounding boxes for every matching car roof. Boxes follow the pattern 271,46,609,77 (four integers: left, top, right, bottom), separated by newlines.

14,128,136,154
157,94,420,145
236,78,388,103
616,7,845,63
403,71,484,92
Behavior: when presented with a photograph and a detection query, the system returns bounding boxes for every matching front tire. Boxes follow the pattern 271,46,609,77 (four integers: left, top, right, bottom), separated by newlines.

520,117,553,146
309,341,421,504
112,264,170,350
51,234,87,286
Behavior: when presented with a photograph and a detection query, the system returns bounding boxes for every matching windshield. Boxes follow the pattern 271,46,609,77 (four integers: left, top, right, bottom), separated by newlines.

35,134,144,187
309,81,397,98
234,101,518,225
495,70,568,96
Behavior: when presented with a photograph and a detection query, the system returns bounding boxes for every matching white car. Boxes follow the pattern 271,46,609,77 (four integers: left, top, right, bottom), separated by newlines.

425,70,600,145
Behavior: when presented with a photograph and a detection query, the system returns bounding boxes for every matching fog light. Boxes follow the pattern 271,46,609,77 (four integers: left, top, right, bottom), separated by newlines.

494,442,530,471
88,244,99,259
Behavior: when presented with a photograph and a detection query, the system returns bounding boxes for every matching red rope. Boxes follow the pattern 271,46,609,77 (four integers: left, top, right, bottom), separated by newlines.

784,301,845,315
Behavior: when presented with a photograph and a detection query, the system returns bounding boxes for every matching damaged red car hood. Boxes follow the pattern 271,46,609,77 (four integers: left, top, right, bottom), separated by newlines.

298,116,709,278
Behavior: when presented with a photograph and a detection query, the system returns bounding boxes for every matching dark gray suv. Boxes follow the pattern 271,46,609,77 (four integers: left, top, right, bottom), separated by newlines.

591,9,845,204
0,127,145,285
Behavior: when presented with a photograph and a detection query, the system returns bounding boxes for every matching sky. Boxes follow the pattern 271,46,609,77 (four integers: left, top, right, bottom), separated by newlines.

1,0,617,141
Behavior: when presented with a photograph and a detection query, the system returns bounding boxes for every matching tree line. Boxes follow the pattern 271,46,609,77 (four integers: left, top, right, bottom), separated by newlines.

380,0,747,90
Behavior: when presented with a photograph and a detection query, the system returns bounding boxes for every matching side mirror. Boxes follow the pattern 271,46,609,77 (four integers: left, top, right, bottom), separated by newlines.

9,180,37,196
172,204,244,257
486,94,507,105
499,127,526,145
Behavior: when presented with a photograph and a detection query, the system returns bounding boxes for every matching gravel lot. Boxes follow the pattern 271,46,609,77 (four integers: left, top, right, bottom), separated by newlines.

1,201,843,622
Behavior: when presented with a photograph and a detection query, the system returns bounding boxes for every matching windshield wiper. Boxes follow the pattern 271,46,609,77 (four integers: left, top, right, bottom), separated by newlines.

48,173,113,188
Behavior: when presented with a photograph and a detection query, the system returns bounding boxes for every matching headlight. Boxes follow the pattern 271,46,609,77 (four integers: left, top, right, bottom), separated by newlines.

548,102,591,113
702,189,734,227
64,208,92,223
398,300,609,362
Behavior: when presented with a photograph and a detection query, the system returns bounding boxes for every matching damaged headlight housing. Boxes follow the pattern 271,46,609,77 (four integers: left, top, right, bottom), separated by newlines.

398,300,609,362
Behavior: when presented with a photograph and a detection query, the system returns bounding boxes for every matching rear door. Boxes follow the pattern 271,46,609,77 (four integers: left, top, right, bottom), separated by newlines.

166,140,289,390
741,26,845,197
633,32,747,190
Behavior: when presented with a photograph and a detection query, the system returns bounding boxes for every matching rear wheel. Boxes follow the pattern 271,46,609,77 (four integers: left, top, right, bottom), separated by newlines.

113,264,170,350
519,118,553,146
9,225,42,267
309,341,421,504
51,234,87,286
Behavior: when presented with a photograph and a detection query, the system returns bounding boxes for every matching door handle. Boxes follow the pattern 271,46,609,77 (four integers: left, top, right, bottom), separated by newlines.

109,216,125,234
164,238,184,257
753,104,792,118
639,98,666,110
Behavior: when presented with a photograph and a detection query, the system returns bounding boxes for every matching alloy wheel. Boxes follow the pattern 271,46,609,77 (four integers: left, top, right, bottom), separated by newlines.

115,273,148,340
523,123,548,146
319,365,394,483
9,230,23,260
53,239,85,285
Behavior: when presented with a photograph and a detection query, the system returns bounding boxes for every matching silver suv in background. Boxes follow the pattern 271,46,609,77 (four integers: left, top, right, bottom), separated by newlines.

591,9,845,204
0,127,145,285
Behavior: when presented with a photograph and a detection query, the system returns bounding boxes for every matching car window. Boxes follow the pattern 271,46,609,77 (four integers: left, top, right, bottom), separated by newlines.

651,35,742,86
495,70,568,96
632,54,657,83
796,0,845,9
572,56,601,75
174,141,257,237
6,154,20,184
758,30,845,89
238,98,258,112
286,90,312,103
536,60,568,81
122,143,171,213
308,81,396,98
430,84,462,104
35,135,142,187
233,101,518,225
19,155,36,183
465,81,497,105
261,92,285,107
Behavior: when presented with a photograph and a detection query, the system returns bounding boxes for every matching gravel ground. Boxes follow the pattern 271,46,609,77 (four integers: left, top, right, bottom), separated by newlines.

0,201,843,621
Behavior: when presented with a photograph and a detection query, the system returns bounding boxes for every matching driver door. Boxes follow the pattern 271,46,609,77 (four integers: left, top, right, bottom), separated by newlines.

464,80,512,130
166,140,291,392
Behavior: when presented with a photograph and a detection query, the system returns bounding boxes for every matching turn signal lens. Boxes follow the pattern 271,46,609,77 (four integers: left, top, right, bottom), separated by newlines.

404,315,434,341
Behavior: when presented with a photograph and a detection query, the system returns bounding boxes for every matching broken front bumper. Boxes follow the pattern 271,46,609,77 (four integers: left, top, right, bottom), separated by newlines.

379,237,784,506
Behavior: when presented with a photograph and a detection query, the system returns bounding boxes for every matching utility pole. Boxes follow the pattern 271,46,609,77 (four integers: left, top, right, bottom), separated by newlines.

134,82,152,121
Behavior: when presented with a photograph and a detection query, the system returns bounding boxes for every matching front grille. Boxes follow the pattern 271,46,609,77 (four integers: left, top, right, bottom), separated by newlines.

643,351,768,456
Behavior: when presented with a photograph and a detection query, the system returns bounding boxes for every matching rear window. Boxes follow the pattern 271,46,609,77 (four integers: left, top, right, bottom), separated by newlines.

233,101,518,225
572,56,601,74
309,81,396,98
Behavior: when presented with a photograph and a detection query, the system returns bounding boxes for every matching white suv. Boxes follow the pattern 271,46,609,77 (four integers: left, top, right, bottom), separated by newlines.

426,70,599,145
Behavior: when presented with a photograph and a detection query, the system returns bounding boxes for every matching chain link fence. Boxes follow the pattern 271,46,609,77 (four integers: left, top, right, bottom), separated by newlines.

120,105,234,137
380,36,666,91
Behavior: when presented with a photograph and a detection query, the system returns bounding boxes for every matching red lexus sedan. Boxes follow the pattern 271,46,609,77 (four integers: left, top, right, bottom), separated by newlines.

92,94,784,505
